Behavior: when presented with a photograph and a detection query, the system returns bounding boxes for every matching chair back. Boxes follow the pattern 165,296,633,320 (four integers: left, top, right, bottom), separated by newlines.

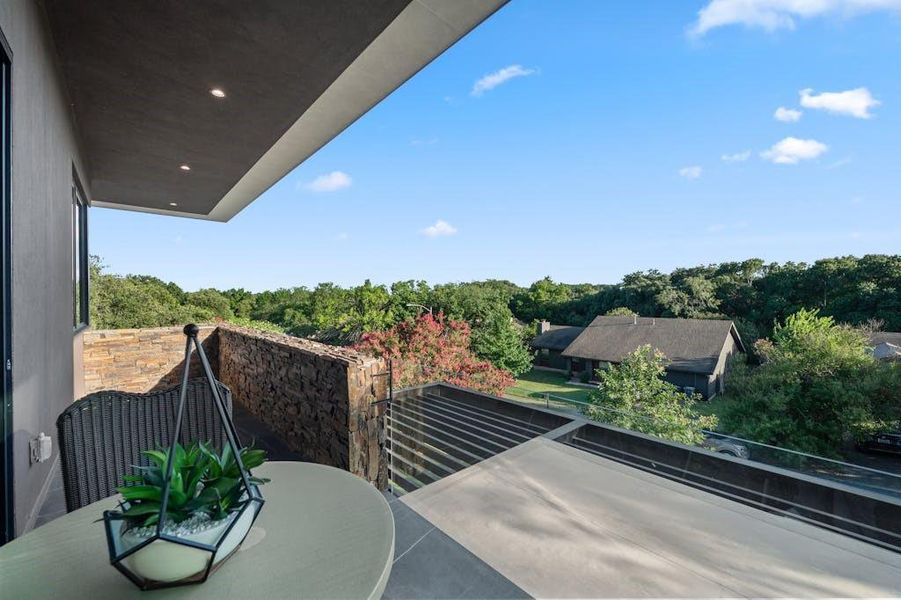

56,378,233,512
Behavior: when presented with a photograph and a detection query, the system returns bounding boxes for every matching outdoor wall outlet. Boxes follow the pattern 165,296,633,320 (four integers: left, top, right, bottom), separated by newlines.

30,432,52,464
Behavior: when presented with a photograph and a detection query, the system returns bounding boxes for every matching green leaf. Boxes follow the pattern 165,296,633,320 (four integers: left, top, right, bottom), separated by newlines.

142,449,168,468
117,485,162,502
121,502,162,518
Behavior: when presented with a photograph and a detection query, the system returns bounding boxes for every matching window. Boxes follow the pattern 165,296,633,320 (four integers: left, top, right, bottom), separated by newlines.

72,176,88,329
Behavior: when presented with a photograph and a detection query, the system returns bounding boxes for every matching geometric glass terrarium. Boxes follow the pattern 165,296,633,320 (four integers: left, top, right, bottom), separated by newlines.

102,324,266,590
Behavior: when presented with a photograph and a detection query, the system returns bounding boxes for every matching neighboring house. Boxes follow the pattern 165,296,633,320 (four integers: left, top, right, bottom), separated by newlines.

534,315,745,399
532,321,585,371
870,332,901,361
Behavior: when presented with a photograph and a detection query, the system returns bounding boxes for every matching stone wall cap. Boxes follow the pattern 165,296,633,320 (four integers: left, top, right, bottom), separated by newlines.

217,323,381,368
84,324,218,338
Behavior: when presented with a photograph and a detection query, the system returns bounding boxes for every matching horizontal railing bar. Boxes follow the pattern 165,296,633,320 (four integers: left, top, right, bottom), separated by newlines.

387,449,442,485
386,417,475,469
389,464,427,492
390,403,507,456
386,424,468,474
388,409,496,460
400,396,532,445
391,401,520,450
422,393,549,435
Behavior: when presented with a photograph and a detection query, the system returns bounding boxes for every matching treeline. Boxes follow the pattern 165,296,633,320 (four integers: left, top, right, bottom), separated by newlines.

512,255,901,342
91,254,901,369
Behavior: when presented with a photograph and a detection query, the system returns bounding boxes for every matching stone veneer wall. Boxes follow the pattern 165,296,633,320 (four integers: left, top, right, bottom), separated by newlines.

80,324,388,488
216,325,388,488
81,325,219,394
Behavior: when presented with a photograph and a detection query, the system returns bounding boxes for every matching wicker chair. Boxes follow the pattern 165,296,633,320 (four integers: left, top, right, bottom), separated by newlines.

56,378,233,512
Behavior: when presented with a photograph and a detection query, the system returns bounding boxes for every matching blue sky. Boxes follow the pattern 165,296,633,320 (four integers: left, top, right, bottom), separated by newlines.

92,0,901,292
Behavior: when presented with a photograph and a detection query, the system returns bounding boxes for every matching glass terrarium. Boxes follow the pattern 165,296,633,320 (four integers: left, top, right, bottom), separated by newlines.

102,324,266,590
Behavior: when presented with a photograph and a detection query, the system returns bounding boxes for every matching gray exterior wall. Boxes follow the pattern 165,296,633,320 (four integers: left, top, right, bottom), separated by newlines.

0,1,88,535
534,348,568,371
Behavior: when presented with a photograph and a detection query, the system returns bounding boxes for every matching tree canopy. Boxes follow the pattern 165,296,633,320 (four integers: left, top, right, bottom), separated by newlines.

714,309,901,456
353,313,515,396
89,253,901,390
584,346,717,445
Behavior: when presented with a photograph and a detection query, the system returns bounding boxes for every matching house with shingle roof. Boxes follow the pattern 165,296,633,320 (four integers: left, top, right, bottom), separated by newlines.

531,322,585,371
532,315,745,399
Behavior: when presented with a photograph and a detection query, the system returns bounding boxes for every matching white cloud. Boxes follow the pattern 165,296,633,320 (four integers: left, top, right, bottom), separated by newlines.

774,106,802,122
760,137,828,164
721,150,751,162
799,87,880,118
471,65,537,97
304,171,352,192
421,220,458,238
689,0,901,36
678,165,703,179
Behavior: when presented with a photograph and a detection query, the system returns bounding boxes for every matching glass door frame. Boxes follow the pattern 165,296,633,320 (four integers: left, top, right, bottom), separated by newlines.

0,27,14,545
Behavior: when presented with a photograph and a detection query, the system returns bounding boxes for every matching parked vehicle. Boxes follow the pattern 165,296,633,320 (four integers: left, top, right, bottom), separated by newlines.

857,432,901,456
701,435,750,459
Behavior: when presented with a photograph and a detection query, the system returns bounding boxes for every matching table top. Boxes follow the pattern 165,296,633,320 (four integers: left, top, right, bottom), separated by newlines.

0,462,395,599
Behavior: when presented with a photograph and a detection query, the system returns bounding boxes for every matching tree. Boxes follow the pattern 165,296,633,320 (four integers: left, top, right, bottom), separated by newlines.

511,276,573,323
585,345,716,445
222,288,255,318
470,309,534,376
716,309,901,456
605,307,637,317
185,288,234,320
353,313,514,396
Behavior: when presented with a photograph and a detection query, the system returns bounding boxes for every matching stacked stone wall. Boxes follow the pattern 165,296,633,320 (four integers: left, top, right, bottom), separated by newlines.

81,324,388,487
81,325,218,394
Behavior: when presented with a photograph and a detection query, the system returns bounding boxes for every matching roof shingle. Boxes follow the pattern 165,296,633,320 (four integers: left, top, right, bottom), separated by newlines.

532,325,585,351
561,316,743,374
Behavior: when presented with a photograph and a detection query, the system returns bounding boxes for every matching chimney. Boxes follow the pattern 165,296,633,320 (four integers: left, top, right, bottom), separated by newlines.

632,314,638,325
538,320,551,335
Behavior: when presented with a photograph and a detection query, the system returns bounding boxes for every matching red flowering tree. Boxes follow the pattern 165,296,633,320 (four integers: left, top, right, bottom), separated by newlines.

354,312,514,396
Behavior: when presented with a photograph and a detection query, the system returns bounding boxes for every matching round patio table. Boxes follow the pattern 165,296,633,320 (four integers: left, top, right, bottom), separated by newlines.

0,462,395,599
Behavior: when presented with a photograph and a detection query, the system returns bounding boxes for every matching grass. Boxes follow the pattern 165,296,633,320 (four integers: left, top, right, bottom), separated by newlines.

507,369,593,404
694,396,729,419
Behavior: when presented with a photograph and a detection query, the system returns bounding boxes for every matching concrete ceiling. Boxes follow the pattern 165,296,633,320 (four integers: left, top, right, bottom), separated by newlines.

43,0,508,221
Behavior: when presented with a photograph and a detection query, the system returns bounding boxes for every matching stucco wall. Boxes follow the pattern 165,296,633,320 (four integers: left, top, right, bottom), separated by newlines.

81,325,218,394
0,0,90,535
217,325,388,488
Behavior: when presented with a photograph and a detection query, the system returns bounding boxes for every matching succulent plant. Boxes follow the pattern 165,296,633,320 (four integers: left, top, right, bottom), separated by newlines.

117,441,268,528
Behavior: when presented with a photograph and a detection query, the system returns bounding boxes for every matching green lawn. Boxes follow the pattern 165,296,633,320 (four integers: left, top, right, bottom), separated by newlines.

507,369,594,405
694,396,729,418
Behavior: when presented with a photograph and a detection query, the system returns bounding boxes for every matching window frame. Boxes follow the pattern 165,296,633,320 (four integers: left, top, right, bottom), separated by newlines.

72,171,88,331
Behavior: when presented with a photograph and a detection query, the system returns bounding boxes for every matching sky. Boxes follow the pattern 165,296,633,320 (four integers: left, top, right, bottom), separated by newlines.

91,0,901,292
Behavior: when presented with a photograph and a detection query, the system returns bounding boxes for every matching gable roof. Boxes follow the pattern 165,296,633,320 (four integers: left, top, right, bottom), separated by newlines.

561,316,744,375
532,326,585,351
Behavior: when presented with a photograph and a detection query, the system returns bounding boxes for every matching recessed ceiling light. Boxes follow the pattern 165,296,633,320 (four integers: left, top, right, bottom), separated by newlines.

210,88,226,98
179,164,191,171
169,202,178,207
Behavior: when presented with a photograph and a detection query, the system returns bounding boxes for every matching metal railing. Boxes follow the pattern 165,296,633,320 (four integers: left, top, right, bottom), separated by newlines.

504,385,901,499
